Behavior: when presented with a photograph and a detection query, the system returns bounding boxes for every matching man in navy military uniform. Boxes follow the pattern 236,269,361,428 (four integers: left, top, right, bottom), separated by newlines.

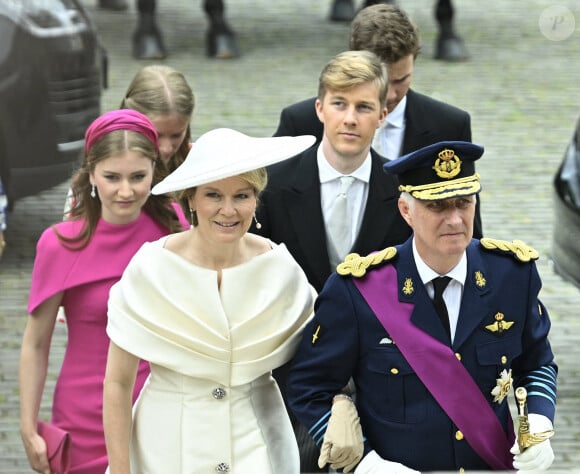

287,141,558,472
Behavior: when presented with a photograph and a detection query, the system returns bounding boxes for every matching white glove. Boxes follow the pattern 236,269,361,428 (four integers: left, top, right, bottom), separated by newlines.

511,414,555,472
354,450,420,474
318,396,364,473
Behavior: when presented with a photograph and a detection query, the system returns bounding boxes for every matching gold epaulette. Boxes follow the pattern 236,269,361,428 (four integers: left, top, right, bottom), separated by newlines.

480,238,539,262
336,247,397,278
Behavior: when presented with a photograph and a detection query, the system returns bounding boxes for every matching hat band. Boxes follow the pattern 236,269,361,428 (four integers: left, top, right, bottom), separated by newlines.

399,173,481,201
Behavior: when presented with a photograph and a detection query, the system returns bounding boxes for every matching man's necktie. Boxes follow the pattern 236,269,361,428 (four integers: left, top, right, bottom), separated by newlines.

327,176,355,269
432,276,452,340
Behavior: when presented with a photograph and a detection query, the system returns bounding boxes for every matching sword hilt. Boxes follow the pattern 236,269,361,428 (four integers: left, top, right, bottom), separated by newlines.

515,387,554,452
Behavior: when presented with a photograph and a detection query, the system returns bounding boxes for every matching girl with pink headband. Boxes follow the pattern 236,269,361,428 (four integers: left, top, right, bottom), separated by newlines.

19,109,188,474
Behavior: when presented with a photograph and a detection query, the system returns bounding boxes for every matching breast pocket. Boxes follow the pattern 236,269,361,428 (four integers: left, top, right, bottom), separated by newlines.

365,347,427,424
476,337,522,394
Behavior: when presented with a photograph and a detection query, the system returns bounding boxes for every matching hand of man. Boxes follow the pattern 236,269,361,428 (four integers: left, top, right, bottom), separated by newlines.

317,395,364,473
511,414,555,472
354,450,420,474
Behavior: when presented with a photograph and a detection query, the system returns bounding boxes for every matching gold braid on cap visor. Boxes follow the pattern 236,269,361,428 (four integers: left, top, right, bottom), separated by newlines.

398,173,481,201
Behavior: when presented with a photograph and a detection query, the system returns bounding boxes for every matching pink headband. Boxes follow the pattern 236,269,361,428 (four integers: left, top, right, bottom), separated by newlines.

84,109,159,156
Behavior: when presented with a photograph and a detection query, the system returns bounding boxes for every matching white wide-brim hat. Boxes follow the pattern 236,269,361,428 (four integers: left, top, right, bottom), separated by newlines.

152,128,316,194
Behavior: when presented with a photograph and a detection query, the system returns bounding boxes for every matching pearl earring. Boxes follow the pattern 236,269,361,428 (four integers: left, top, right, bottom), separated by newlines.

253,214,262,230
90,184,96,198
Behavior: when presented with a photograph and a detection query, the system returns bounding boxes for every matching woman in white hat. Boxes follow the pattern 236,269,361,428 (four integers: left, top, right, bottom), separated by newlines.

103,128,317,473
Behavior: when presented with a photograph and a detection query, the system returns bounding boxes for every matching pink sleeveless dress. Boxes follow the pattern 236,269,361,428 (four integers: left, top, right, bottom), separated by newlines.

28,209,187,473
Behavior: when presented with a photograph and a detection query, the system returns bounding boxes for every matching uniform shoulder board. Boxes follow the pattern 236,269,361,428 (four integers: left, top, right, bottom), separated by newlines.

337,247,397,278
480,238,539,262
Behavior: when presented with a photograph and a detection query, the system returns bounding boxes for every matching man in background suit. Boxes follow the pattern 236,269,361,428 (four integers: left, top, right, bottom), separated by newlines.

274,4,482,238
256,50,412,473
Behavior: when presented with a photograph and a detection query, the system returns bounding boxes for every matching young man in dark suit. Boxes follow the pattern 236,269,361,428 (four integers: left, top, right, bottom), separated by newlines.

273,4,482,238
256,50,412,473
258,50,411,294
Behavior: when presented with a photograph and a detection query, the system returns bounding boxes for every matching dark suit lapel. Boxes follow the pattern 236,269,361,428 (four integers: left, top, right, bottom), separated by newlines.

353,151,398,254
401,89,430,155
283,149,331,284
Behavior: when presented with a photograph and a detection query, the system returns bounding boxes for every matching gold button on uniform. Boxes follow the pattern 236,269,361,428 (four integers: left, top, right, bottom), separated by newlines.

501,355,508,364
455,430,464,441
390,368,399,375
455,352,462,361
459,468,465,473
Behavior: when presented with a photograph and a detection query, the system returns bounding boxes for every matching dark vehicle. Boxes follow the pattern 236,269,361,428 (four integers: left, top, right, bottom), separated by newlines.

552,115,580,287
0,0,105,206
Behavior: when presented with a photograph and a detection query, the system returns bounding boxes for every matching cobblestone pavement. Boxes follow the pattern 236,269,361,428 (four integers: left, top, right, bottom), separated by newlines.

1,0,579,472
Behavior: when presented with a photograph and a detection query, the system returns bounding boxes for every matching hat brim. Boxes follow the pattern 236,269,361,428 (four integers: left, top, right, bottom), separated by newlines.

152,128,316,194
402,175,481,201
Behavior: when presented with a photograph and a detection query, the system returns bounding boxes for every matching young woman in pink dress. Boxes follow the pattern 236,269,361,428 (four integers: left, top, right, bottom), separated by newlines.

19,109,188,474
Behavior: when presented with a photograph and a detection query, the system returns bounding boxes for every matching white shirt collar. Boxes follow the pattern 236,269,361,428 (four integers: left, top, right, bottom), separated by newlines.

412,238,467,286
385,94,406,129
317,143,372,184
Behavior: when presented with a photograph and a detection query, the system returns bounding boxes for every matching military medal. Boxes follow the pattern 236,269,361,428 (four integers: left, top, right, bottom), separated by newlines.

491,368,513,403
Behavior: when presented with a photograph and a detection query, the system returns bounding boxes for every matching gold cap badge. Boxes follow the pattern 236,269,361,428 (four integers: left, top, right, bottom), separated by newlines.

433,148,461,179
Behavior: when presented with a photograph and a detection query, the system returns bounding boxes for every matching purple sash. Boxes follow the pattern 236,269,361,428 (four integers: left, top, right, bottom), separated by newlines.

353,264,514,470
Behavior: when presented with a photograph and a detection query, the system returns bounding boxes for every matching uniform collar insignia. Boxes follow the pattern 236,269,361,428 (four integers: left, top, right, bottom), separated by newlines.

402,277,414,295
474,270,486,287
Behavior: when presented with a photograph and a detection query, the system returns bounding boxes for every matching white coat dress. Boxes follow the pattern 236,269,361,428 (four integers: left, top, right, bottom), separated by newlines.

107,237,316,473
